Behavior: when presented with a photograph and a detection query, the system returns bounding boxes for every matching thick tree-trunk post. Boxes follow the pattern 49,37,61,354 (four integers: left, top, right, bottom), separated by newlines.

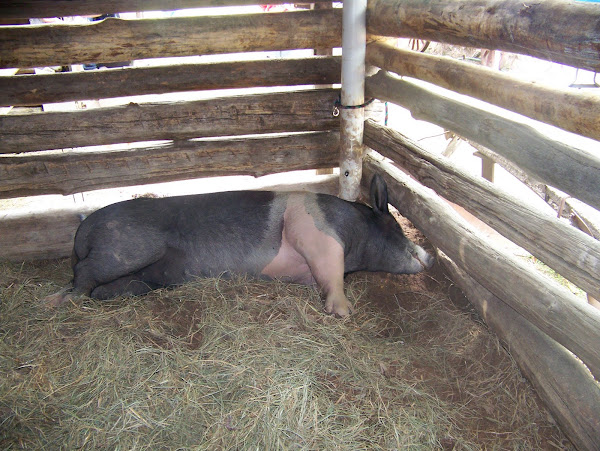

338,0,367,201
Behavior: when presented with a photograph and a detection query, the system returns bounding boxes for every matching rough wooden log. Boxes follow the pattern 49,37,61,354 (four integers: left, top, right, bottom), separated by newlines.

0,56,341,107
313,3,336,177
366,41,600,142
367,0,600,72
0,174,340,261
0,204,97,262
365,71,600,212
0,0,335,19
439,252,600,451
0,131,340,198
0,88,340,153
467,143,600,244
0,9,342,69
363,120,600,301
362,154,600,381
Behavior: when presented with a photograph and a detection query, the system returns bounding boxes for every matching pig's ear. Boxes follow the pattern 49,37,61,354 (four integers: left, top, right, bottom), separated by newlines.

370,174,389,215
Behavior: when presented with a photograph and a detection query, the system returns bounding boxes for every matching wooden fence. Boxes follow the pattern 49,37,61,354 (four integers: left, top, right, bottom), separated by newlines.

1,0,600,449
362,1,600,449
0,0,345,260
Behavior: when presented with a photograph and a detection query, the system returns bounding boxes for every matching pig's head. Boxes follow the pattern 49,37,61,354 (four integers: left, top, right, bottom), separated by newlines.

366,174,435,274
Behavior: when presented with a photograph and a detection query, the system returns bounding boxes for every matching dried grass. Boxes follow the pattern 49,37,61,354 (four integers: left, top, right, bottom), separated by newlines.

1,259,572,450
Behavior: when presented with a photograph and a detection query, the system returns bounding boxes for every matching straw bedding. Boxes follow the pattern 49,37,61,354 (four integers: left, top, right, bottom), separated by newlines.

0,231,572,449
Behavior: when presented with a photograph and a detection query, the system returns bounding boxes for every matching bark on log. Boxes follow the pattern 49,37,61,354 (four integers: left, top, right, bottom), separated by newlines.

0,205,97,262
0,131,340,198
438,252,600,451
0,0,335,19
0,56,341,107
0,9,342,69
0,174,340,261
365,71,600,212
364,120,600,301
366,41,600,142
0,88,340,153
367,0,600,72
362,154,600,381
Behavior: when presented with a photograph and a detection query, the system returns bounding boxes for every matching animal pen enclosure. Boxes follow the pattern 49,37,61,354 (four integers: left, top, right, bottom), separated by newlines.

1,0,600,449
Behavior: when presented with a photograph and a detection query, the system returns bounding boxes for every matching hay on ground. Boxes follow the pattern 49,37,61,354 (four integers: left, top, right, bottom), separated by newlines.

0,258,572,450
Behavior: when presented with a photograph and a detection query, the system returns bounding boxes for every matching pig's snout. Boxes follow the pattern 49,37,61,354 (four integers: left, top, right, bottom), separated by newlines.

411,246,435,270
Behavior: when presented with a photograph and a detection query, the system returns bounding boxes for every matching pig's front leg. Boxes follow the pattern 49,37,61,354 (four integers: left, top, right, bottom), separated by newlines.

283,195,353,317
298,235,352,317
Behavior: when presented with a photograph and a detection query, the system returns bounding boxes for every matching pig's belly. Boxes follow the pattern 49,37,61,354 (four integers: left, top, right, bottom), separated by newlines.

260,241,315,285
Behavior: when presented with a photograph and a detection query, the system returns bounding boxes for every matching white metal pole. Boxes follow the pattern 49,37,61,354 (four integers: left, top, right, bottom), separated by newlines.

338,0,367,201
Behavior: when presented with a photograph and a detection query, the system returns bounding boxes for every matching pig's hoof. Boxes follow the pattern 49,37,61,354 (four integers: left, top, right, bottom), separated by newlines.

42,288,73,307
324,296,353,317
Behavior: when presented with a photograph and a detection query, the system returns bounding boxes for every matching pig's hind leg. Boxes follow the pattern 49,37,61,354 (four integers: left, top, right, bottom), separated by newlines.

91,276,159,300
89,247,188,299
70,241,167,299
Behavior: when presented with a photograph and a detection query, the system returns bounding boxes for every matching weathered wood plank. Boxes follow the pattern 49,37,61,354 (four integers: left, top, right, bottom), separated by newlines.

364,120,600,301
366,41,600,142
0,205,97,262
0,56,341,107
439,252,600,451
365,71,600,212
0,0,335,19
0,131,340,198
362,154,600,381
367,0,600,72
0,9,342,69
0,88,340,153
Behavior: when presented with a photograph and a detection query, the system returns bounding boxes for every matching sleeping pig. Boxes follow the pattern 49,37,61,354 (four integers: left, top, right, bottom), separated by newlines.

47,174,434,316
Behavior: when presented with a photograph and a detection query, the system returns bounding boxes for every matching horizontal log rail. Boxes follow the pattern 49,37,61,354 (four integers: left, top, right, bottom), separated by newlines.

0,9,342,69
0,131,340,198
364,119,600,301
439,252,600,451
0,0,336,19
366,41,600,142
0,56,341,107
0,204,98,262
367,0,600,72
365,70,600,212
362,154,600,382
0,88,340,153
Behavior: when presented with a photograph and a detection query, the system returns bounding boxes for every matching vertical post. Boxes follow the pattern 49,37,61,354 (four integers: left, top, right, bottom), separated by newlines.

474,151,495,182
339,0,367,201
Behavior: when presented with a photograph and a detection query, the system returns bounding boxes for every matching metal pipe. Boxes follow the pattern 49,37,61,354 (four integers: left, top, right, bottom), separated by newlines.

338,0,366,200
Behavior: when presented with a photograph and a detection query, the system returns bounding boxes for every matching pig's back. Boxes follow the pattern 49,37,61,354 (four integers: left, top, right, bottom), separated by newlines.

74,190,285,278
